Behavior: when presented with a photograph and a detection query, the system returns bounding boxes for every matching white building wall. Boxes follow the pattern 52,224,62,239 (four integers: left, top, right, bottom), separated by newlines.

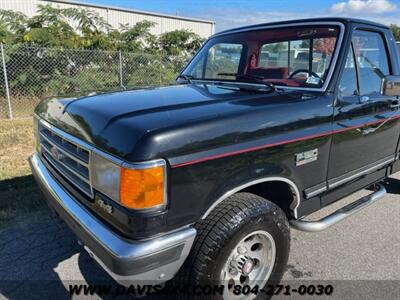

0,0,215,38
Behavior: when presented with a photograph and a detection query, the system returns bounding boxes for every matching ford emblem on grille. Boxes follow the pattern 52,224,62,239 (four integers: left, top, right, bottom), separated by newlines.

39,121,92,197
50,146,63,161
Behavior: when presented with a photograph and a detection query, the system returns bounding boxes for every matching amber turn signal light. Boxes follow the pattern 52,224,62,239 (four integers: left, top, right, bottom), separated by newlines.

119,165,165,210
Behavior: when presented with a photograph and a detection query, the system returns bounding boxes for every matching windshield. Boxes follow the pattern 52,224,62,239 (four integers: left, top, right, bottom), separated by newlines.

182,25,341,89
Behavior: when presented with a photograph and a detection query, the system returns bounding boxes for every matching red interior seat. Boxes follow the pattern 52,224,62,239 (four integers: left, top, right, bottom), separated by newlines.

266,78,302,87
247,67,289,79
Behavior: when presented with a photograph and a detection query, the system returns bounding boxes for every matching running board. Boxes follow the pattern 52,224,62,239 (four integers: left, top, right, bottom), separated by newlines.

290,183,386,232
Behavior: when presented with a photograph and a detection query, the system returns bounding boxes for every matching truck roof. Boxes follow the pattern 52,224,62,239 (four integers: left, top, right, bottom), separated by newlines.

214,17,389,37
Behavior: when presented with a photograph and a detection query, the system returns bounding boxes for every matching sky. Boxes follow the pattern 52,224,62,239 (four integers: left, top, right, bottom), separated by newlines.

76,0,400,31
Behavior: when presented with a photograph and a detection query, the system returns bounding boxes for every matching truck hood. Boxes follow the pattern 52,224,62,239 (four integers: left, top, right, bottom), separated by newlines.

35,83,311,162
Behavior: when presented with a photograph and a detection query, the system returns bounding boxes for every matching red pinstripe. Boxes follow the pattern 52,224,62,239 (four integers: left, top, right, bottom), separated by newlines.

171,115,400,168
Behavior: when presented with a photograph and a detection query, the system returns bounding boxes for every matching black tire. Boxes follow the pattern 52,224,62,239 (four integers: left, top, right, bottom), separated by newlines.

175,192,290,299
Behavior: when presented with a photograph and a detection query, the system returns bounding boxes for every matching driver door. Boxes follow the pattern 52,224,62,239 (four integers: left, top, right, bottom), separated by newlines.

323,28,400,205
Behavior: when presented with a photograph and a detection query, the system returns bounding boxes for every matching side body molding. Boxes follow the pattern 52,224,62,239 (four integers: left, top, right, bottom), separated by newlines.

201,177,301,220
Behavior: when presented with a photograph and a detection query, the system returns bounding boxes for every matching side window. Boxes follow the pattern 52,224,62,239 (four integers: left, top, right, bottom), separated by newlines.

259,42,289,69
352,30,390,95
204,43,243,79
191,56,205,78
339,46,358,97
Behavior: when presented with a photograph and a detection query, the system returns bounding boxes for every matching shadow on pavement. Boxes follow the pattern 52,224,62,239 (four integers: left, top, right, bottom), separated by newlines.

0,216,132,299
0,175,48,229
384,177,400,194
0,178,163,300
0,218,79,299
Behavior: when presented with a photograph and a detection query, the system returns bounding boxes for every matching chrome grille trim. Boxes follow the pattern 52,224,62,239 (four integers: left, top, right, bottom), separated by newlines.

39,131,89,167
39,127,90,164
38,119,93,198
42,150,93,196
41,144,90,184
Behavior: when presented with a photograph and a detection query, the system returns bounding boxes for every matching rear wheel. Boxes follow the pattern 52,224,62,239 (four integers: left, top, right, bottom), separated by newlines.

176,192,290,299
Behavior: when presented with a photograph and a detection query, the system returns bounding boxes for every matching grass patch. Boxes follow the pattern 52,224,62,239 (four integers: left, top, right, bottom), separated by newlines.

0,119,49,229
0,119,35,180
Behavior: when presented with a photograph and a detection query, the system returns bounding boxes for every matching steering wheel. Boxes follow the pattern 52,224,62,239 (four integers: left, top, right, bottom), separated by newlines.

288,69,321,80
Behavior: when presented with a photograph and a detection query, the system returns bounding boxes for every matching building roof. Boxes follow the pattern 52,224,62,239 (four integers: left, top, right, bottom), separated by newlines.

44,0,215,24
215,17,388,37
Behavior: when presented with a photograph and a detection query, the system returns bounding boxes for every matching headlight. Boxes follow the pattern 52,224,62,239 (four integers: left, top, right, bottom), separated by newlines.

91,152,121,201
91,151,167,210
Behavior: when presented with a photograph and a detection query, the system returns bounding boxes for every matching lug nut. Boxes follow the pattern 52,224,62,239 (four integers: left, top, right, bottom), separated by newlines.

237,246,246,254
229,268,238,276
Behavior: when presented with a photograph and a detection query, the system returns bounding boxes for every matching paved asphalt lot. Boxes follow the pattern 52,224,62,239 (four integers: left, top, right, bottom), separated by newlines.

0,175,399,299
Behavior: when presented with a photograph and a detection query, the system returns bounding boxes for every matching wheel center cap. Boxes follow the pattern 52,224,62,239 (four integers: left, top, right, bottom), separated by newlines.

242,259,255,275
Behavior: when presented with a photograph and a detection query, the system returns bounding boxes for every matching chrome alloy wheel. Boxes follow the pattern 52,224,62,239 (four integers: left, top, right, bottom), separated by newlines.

220,230,276,299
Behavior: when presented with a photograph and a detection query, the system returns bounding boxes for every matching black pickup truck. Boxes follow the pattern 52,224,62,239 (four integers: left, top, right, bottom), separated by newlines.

30,18,400,297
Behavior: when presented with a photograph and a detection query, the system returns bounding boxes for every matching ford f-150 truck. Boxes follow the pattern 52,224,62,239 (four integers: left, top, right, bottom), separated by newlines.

29,18,400,298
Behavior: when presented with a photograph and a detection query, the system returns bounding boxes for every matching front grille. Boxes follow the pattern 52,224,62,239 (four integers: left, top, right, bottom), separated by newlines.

38,121,93,197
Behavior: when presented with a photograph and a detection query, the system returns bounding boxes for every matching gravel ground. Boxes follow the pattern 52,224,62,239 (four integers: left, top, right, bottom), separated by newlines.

0,175,399,299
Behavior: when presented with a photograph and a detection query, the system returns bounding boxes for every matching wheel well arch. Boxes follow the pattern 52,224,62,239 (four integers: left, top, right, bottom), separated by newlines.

201,177,300,220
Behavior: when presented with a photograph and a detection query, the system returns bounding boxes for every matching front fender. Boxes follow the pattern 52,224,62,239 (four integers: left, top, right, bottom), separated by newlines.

167,149,303,228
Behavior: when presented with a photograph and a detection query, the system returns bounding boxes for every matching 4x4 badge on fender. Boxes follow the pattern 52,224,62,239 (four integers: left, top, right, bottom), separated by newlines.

95,197,113,214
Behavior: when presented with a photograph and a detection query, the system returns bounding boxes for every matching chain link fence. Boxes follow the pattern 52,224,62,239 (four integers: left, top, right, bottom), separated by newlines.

0,44,189,119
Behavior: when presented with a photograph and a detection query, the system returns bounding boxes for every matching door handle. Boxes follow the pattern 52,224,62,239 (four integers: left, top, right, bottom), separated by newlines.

357,102,400,135
360,96,370,103
390,99,400,109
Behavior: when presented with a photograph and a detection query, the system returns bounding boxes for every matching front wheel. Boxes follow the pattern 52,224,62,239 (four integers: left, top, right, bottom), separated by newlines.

176,192,290,299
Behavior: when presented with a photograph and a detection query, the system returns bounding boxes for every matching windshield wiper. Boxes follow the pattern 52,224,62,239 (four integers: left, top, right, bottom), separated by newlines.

176,74,194,83
217,73,276,91
236,74,276,91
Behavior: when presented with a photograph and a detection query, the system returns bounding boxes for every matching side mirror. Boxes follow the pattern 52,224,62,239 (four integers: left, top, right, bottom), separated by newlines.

381,75,400,97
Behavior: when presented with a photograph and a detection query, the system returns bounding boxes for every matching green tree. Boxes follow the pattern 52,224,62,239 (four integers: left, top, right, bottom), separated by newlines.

64,7,111,49
0,10,28,43
0,3,203,103
118,20,156,51
0,4,205,54
390,24,400,41
0,22,12,43
23,5,78,47
158,30,204,56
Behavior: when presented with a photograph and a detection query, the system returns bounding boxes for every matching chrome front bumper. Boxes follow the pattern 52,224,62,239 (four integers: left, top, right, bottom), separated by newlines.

29,153,196,285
